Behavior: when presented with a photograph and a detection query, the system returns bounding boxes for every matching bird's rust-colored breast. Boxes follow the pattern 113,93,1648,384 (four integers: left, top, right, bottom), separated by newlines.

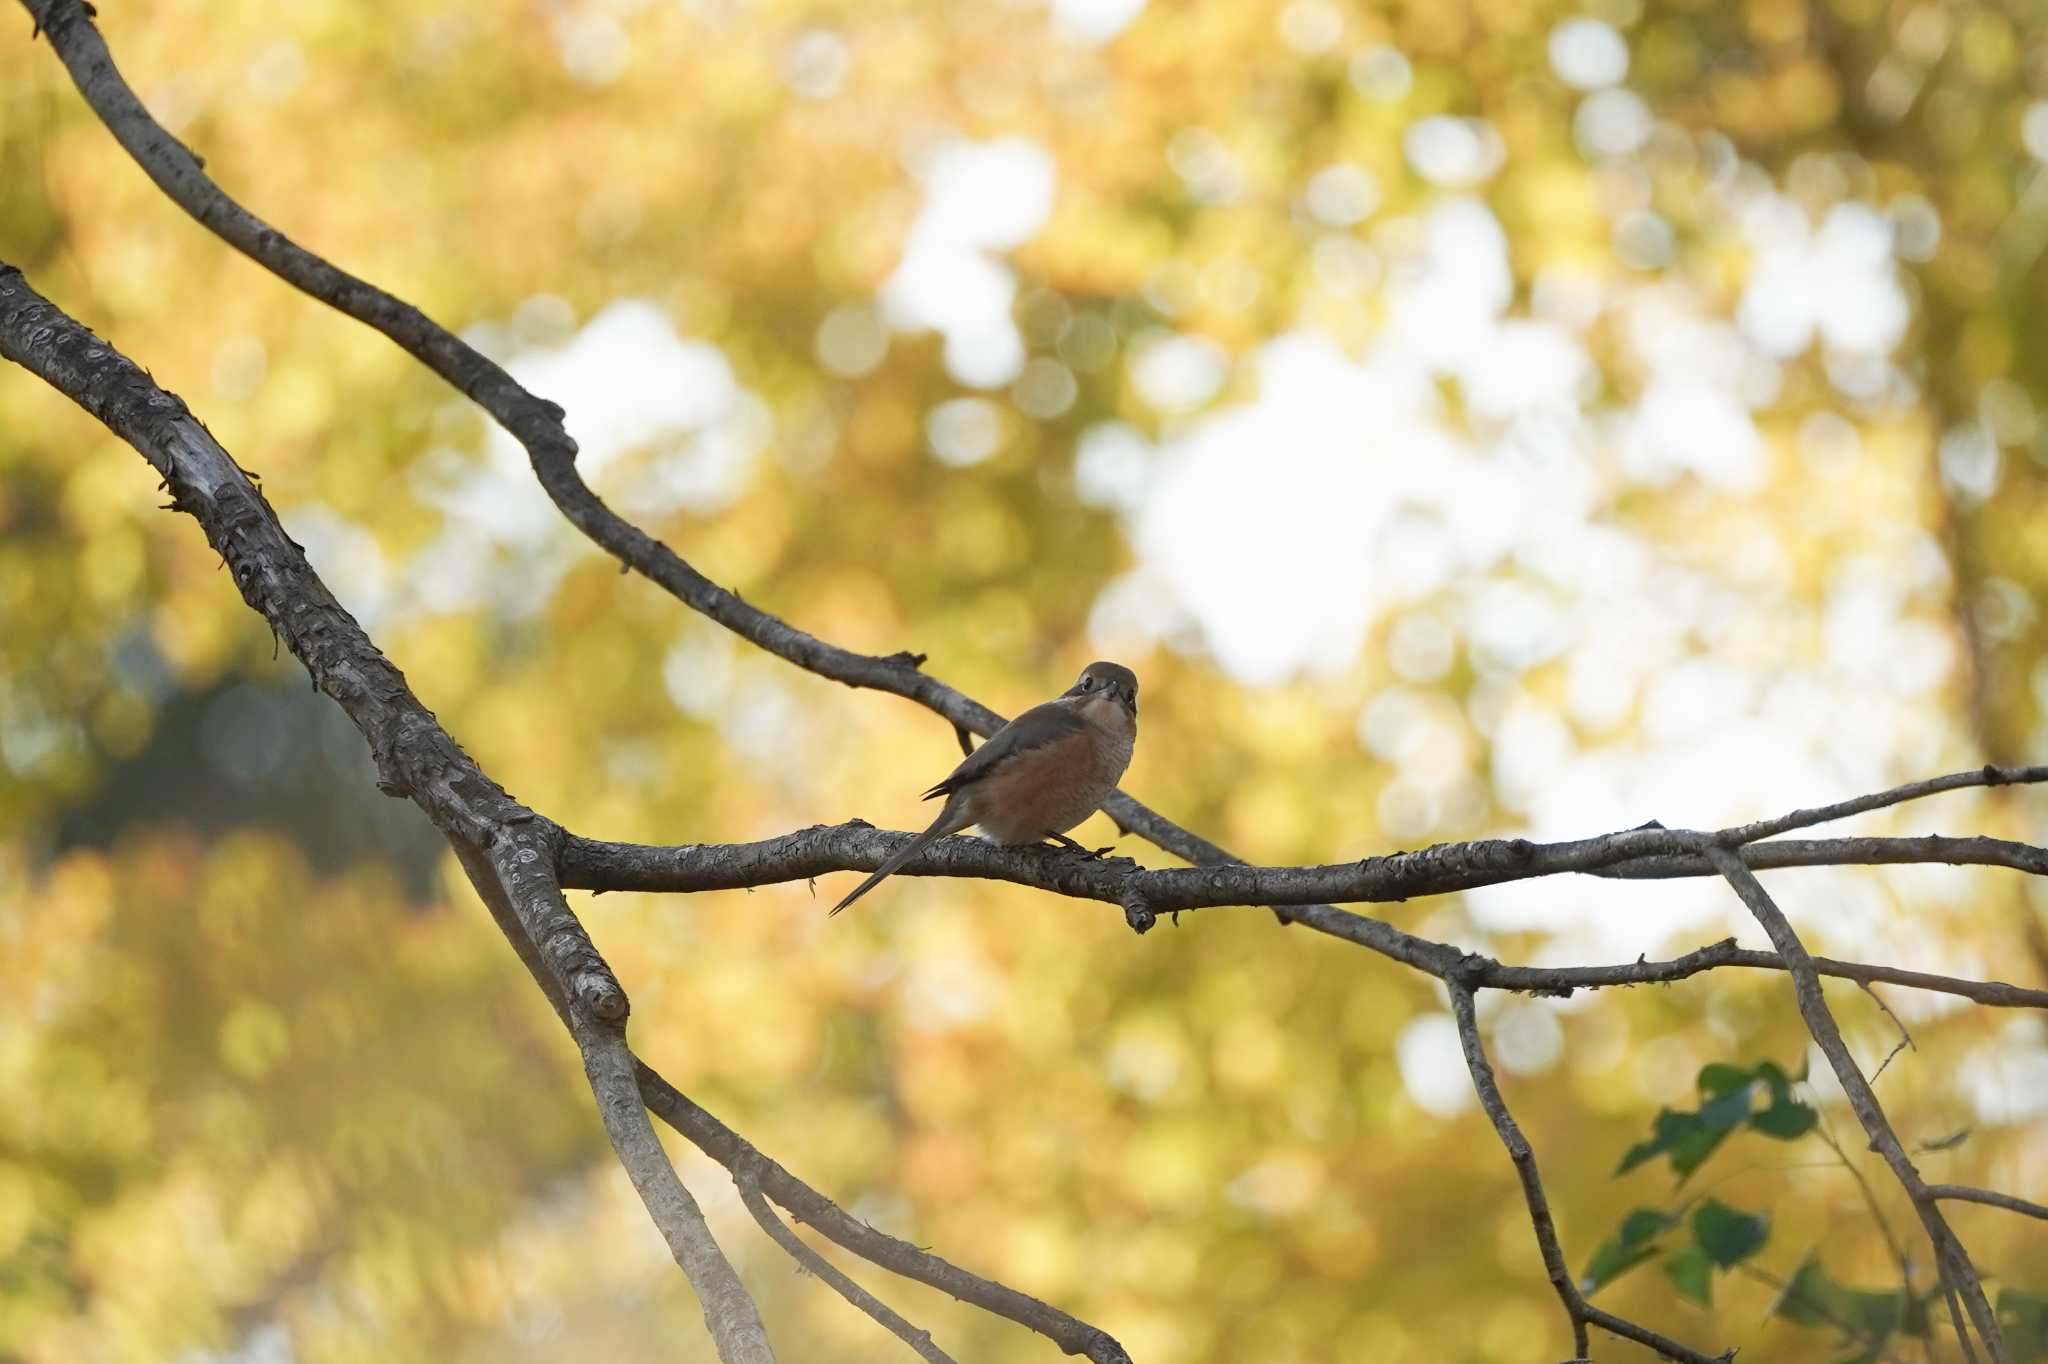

965,696,1134,843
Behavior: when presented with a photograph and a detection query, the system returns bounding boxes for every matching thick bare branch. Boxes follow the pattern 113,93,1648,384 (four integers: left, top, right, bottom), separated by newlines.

1704,844,2007,1361
17,7,2046,1360
12,0,1345,930
561,826,2048,1010
0,260,779,1364
561,807,2048,923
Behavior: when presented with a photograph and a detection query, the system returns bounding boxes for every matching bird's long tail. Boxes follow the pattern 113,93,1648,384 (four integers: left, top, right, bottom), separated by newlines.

830,803,970,915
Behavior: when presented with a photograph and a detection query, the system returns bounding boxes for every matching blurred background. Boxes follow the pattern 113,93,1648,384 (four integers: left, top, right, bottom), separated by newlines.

4,0,2048,1359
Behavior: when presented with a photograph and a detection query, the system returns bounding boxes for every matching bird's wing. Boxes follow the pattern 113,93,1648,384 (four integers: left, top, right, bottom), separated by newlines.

922,701,1086,800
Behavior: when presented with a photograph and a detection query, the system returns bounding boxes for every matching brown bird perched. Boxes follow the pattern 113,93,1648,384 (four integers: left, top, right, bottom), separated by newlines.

830,661,1139,915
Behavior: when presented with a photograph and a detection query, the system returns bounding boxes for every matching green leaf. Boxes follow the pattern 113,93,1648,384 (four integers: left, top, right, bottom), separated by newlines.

1697,1080,1756,1132
1692,1198,1769,1267
1696,1062,1754,1096
1770,1257,1837,1329
1748,1099,1818,1140
1580,1208,1677,1294
1997,1288,2048,1362
1617,1109,1742,1180
1618,1109,1700,1174
1615,1058,1808,1179
1771,1254,1935,1356
1663,1245,1713,1308
1836,1287,1913,1341
1754,1059,1798,1102
1918,1128,1971,1152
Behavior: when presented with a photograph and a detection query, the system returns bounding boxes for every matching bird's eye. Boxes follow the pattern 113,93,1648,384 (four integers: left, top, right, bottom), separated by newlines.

1080,675,1096,691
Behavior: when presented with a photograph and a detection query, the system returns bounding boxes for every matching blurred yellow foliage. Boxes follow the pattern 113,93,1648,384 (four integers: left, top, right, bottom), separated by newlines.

5,0,2048,1360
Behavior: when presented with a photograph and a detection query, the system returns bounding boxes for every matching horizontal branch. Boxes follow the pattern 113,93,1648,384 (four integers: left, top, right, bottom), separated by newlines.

1590,834,2048,880
559,823,2048,1010
1925,1185,2048,1223
561,813,2048,914
1480,938,2048,1010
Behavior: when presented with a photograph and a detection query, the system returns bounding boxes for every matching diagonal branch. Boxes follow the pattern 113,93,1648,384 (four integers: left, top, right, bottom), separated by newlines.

0,260,778,1364
635,1063,1135,1364
0,253,1143,1364
735,1172,958,1364
1717,766,2047,844
1447,978,1730,1364
451,841,775,1363
1703,843,2007,1362
12,0,1344,929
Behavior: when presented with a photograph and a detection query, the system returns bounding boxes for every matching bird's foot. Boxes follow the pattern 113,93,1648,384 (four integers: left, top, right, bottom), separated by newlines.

1048,833,1117,860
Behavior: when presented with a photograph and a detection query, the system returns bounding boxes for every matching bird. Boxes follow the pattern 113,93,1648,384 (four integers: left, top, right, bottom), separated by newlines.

830,661,1139,915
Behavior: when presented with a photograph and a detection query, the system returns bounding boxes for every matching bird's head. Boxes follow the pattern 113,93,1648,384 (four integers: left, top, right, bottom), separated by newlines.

1066,660,1138,717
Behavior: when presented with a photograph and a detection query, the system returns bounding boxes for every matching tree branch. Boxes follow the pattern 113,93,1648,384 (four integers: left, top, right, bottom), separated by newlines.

1704,844,2007,1362
1447,978,1730,1364
735,1172,958,1364
11,0,1348,930
560,809,2048,924
0,261,783,1364
16,5,2045,1358
635,1063,1135,1364
1717,766,2047,844
560,825,2048,1010
1924,1185,2048,1223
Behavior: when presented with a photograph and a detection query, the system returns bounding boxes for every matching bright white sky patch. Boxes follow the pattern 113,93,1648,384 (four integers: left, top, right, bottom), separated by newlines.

1049,0,1147,45
1396,1015,1475,1116
1084,180,1966,962
884,137,1056,390
1738,201,1910,359
1101,200,1599,684
406,299,767,616
1549,18,1629,90
1403,116,1505,187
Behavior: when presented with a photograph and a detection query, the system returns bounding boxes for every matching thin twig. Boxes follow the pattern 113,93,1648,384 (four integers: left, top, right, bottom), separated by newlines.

1861,980,1918,1084
1735,1265,1911,1364
1942,1272,1983,1364
1810,1116,1916,1304
1445,981,1589,1361
1924,1185,2048,1222
635,1061,1133,1364
1447,978,1730,1364
736,1172,957,1364
1719,767,2048,844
